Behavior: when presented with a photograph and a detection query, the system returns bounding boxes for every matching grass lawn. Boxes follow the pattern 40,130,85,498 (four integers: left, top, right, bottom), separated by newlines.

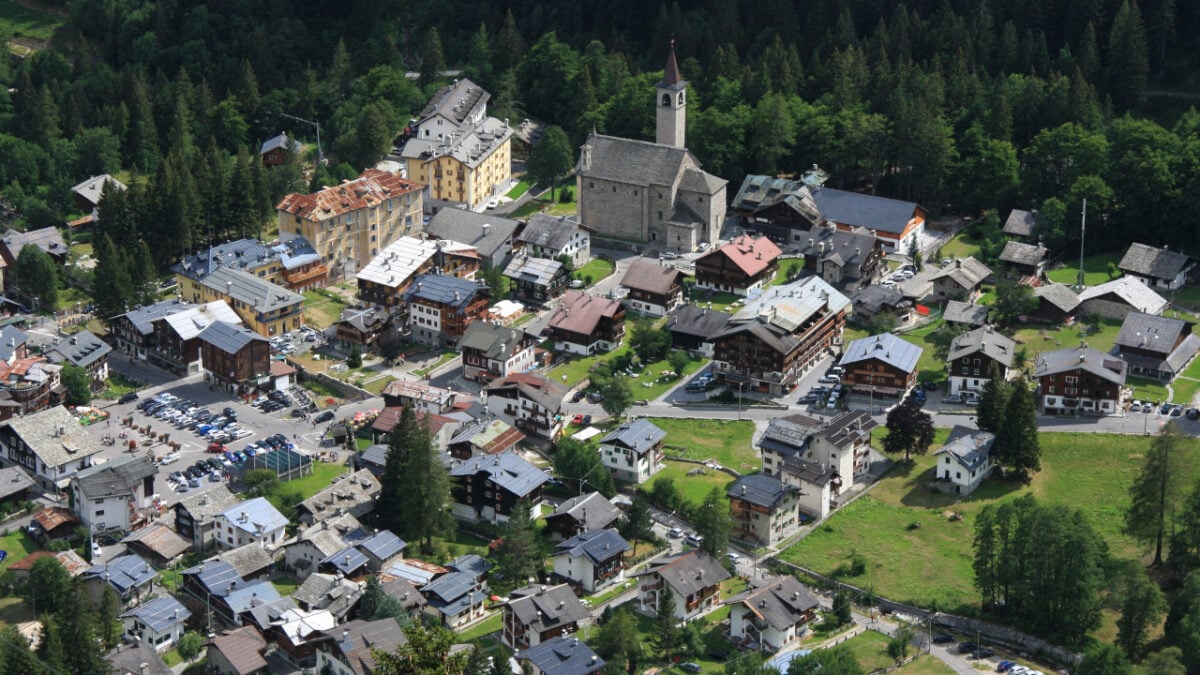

1127,376,1170,404
574,258,615,284
0,596,33,628
0,0,65,41
505,179,532,199
0,531,37,572
280,462,348,501
302,289,349,329
272,576,302,596
627,355,708,401
413,352,459,377
1045,252,1122,287
652,418,757,473
646,460,736,507
511,190,578,218
584,578,638,606
1170,285,1200,311
54,286,91,312
1008,318,1124,357
459,613,502,641
162,649,184,667
836,630,897,673
548,334,632,387
766,259,808,289
361,376,392,395
937,232,982,260
896,320,955,384
782,431,1200,613
98,373,145,400
1173,377,1200,406
898,655,959,675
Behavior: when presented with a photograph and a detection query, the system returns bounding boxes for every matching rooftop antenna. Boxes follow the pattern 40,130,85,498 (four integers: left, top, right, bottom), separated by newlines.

1076,197,1087,291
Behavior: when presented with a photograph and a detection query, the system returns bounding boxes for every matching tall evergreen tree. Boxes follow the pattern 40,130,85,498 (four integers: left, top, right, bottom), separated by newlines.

93,234,132,324
1,625,48,674
694,485,731,559
526,125,573,200
995,379,1040,478
1106,1,1150,110
57,585,107,675
975,362,1011,434
96,586,122,649
654,586,681,656
493,500,545,587
1125,421,1185,565
35,614,65,672
494,9,525,73
397,417,452,552
1117,564,1166,659
419,27,446,89
376,406,416,535
619,496,655,555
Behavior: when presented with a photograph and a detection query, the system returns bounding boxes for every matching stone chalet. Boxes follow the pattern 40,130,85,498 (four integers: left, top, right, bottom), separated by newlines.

598,418,666,485
517,214,591,268
381,380,456,414
502,583,591,650
635,549,731,622
1078,277,1169,321
515,635,606,675
447,418,525,460
423,207,520,268
504,255,568,305
293,572,363,620
459,320,538,384
212,496,289,550
198,321,271,395
934,426,996,495
450,451,548,524
403,274,490,347
120,595,190,652
997,240,1048,279
619,259,684,317
727,473,802,548
838,333,923,398
1035,345,1127,416
711,277,850,395
546,290,626,355
929,257,991,301
1118,242,1194,292
0,465,34,505
726,576,820,653
945,326,1015,397
794,224,884,288
1002,208,1037,240
544,491,622,541
44,330,111,390
70,454,155,533
942,300,990,328
173,484,241,550
694,235,782,297
1031,283,1081,324
311,617,406,675
666,305,730,357
485,373,566,442
0,405,104,493
294,469,380,526
1114,312,1200,381
552,528,630,594
283,511,366,579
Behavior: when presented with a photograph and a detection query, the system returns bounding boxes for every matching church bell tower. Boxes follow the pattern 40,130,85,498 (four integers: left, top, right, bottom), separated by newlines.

655,40,687,148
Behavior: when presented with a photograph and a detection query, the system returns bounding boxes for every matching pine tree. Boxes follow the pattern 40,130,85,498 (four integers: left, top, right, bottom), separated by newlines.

654,587,681,656
882,397,935,462
975,362,1011,434
494,9,525,73
493,500,545,587
466,23,493,86
619,496,654,555
376,406,416,535
93,234,132,324
1126,422,1185,565
126,75,160,173
419,27,446,89
58,585,108,675
35,614,66,672
97,586,122,648
397,417,452,553
1117,565,1166,658
1,625,48,674
328,39,353,105
995,380,1040,479
1106,1,1150,110
694,485,731,559
1077,21,1101,81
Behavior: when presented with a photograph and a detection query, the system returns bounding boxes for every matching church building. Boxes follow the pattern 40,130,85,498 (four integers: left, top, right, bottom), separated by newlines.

575,43,727,252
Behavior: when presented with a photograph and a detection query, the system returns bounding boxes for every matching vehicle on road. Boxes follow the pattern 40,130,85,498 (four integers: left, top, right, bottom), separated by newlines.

931,633,954,644
942,394,963,405
118,392,139,404
587,391,604,403
159,453,180,465
668,527,683,538
727,551,741,562
679,664,701,674
957,642,978,654
314,411,335,424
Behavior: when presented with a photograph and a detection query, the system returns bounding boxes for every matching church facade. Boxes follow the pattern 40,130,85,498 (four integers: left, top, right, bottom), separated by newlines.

575,44,727,252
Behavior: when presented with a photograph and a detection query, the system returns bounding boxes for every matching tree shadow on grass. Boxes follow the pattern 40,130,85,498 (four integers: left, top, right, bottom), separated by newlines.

897,467,1027,509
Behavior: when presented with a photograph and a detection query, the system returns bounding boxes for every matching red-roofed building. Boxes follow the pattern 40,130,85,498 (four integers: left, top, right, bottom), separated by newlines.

694,235,782,297
546,290,626,356
370,407,460,446
485,373,566,442
275,169,424,280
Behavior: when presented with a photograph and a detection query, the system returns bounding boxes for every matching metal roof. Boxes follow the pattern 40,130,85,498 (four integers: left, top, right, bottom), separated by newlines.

503,255,564,287
600,418,666,455
182,559,242,596
198,321,268,355
839,333,923,373
727,473,798,509
403,274,485,312
217,496,289,536
259,132,303,155
356,236,440,288
935,425,995,472
71,173,127,205
323,546,371,575
620,259,683,295
634,549,730,596
120,595,191,633
423,208,520,259
810,187,920,234
358,530,406,561
200,266,304,313
517,635,606,675
555,528,630,565
946,326,1016,367
160,301,243,341
225,579,282,615
1034,344,1127,384
118,299,192,337
666,305,731,340
725,575,820,631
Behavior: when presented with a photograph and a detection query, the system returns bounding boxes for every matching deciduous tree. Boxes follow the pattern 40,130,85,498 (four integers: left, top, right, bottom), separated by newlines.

493,500,545,588
527,125,573,201
882,398,935,462
1117,564,1166,659
61,364,93,406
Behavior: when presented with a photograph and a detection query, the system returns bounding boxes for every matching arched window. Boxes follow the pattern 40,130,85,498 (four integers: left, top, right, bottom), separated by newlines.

661,93,670,107
678,92,685,105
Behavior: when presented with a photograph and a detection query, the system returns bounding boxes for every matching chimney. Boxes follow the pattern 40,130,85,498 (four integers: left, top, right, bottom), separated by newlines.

482,223,491,235
140,664,151,675
956,259,962,269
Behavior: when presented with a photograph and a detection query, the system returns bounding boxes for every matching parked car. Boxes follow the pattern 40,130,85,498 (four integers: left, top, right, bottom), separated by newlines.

1130,401,1143,412
118,392,139,405
957,642,978,654
668,527,683,538
942,394,963,405
1187,407,1200,420
997,661,1016,671
314,411,335,424
1161,402,1173,414
679,664,701,674
572,413,586,425
661,251,679,260
931,633,954,644
974,648,996,659
818,374,840,384
587,391,604,403
1170,404,1184,417
571,390,586,402
964,394,981,405
922,381,938,391
727,551,742,562
160,453,180,465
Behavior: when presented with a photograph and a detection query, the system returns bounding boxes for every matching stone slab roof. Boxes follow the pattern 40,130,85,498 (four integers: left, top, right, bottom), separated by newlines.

1078,277,1169,315
943,300,990,326
4,405,104,470
1002,209,1036,237
839,333,922,373
517,214,584,252
1034,345,1127,384
424,208,520,259
1118,242,1192,280
946,326,1016,367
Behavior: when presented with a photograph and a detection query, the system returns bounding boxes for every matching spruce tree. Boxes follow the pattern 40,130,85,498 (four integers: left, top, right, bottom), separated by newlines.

694,485,731,559
35,615,65,672
93,234,132,324
97,586,122,648
58,585,108,675
419,27,446,88
995,380,1041,479
619,496,654,555
493,500,545,587
975,362,1011,435
1126,422,1185,565
397,417,452,553
376,406,416,535
1106,1,1149,110
654,588,681,656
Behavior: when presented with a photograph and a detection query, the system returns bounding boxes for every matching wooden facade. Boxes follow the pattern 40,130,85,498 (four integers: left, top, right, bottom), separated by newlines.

842,357,917,396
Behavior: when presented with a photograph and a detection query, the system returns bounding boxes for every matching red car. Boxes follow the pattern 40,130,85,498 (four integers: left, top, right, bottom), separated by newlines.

206,442,227,453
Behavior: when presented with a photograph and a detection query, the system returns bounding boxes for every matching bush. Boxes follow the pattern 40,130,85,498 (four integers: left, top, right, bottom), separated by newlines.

558,187,573,203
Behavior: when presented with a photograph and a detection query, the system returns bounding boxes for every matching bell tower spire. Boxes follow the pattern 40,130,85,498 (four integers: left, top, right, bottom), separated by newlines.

655,39,687,148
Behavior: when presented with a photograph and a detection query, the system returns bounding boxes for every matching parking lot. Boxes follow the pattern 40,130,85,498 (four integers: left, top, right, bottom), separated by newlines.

82,378,344,510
